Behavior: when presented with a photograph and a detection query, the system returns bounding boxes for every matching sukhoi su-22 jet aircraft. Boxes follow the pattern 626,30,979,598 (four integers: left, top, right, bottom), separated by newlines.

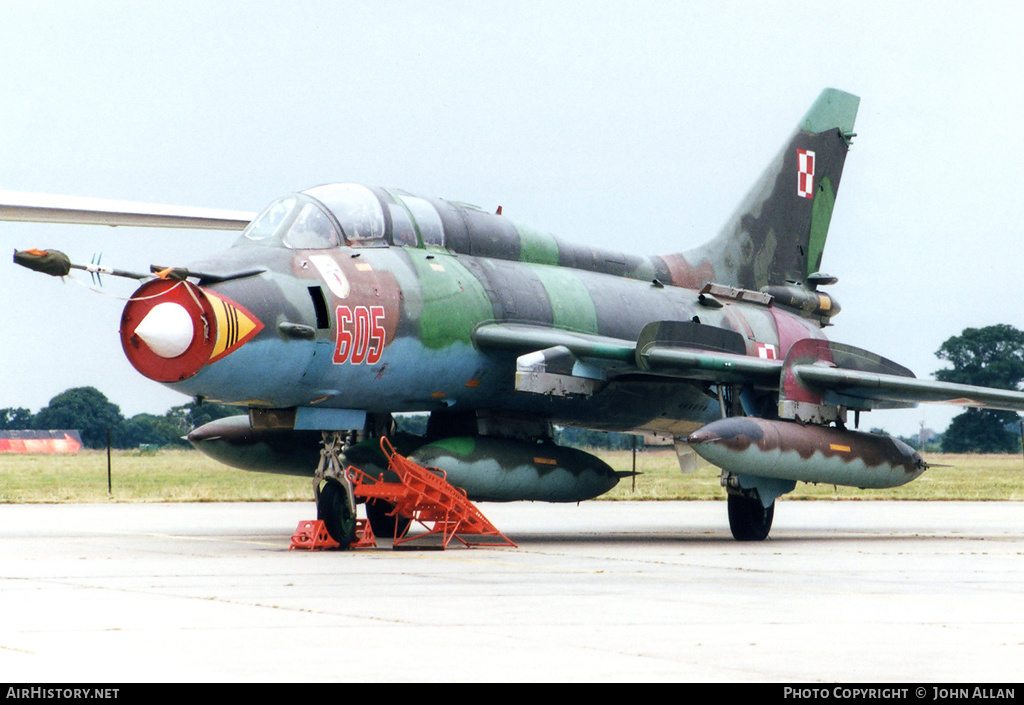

10,88,1024,544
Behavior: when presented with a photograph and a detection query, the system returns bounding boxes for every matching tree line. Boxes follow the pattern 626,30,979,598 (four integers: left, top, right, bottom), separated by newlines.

0,387,242,450
933,323,1024,453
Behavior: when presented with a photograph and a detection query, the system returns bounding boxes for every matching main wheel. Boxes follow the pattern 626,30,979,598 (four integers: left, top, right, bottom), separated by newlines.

727,493,774,541
317,478,357,548
365,499,411,539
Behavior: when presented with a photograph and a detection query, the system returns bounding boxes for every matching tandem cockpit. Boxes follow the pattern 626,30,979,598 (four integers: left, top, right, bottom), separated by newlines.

236,183,446,251
233,182,654,283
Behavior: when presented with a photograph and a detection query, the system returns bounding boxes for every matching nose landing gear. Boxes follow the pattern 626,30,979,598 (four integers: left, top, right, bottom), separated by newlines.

314,431,358,548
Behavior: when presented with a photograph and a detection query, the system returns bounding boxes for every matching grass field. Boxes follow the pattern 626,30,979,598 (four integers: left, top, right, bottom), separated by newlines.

2,447,1023,503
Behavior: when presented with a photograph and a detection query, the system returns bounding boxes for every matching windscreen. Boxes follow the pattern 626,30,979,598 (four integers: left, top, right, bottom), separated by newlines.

237,196,339,249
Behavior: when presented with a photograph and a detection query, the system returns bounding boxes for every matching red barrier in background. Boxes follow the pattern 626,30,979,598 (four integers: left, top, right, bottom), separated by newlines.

0,430,83,454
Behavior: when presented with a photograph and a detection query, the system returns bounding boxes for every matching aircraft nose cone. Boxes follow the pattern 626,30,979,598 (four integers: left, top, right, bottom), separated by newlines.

121,278,264,383
134,302,195,358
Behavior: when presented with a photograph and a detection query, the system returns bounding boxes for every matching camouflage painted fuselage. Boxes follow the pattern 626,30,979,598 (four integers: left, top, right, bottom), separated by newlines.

150,189,825,436
124,89,857,438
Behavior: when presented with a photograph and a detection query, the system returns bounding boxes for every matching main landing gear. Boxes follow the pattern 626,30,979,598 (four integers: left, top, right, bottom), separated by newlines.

364,498,411,540
726,492,774,542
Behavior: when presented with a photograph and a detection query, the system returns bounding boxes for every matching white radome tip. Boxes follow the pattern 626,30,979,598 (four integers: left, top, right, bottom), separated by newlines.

135,302,195,358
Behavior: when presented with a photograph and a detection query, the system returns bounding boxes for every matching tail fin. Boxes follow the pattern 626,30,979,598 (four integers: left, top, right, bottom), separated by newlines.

660,88,860,292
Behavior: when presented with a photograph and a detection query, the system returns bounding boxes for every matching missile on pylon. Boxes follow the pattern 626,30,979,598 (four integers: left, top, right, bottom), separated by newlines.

687,417,927,489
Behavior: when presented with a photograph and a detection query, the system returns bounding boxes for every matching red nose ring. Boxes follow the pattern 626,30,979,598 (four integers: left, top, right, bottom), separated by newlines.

120,279,218,382
121,278,265,382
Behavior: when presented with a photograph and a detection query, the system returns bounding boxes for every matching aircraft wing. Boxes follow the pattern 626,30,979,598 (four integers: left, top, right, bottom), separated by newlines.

0,190,254,230
636,346,782,384
472,321,785,400
473,320,782,381
471,322,636,364
474,322,1024,413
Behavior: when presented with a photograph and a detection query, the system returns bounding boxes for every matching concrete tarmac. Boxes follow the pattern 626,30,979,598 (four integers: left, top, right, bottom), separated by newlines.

1,500,1022,683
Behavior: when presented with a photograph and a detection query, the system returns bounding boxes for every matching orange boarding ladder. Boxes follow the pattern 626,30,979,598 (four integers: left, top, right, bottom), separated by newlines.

346,437,517,550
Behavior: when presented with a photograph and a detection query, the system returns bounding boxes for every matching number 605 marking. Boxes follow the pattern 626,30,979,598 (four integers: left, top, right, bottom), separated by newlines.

333,305,386,364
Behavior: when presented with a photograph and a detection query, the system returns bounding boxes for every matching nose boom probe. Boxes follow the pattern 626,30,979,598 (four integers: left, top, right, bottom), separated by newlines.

13,248,148,281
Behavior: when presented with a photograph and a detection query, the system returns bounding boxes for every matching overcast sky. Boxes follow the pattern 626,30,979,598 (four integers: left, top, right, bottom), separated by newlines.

3,1,1023,437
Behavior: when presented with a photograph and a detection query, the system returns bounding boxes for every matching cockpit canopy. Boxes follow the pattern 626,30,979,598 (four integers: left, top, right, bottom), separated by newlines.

240,195,339,249
238,183,434,250
232,181,667,287
303,184,385,246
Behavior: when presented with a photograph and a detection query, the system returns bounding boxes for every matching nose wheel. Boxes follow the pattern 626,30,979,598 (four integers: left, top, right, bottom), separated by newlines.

314,431,358,548
316,478,357,548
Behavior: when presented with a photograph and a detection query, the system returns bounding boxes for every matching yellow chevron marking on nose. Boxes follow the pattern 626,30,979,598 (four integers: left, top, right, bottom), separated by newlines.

206,291,264,364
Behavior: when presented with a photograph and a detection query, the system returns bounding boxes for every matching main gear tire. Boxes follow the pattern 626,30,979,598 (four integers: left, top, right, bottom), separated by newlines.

365,499,411,540
727,493,774,541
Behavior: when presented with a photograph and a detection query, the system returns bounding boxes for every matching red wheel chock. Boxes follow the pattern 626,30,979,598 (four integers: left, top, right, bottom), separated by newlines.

289,518,377,550
350,518,377,549
288,520,339,550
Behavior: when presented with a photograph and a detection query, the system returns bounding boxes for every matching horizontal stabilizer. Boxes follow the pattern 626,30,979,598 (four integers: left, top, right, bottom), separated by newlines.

794,365,1024,412
782,338,1024,415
